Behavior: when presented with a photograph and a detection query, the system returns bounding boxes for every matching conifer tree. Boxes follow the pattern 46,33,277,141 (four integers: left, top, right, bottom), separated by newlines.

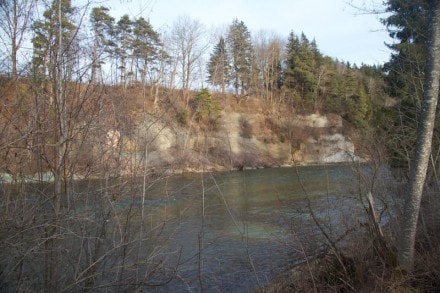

90,6,114,83
283,31,301,100
227,19,254,96
115,14,134,86
207,36,230,93
132,17,161,85
32,0,76,80
290,33,318,100
283,31,322,105
382,0,434,167
345,83,370,127
298,34,318,99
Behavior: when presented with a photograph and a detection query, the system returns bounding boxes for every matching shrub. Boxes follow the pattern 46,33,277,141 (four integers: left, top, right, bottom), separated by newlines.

194,88,221,128
177,108,189,126
239,116,252,139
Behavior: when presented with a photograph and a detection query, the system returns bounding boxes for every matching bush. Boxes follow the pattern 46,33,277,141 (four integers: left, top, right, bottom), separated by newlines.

177,108,189,126
194,88,221,128
239,116,252,139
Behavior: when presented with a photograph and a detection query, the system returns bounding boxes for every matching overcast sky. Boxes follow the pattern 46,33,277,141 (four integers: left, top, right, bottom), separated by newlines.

104,0,392,66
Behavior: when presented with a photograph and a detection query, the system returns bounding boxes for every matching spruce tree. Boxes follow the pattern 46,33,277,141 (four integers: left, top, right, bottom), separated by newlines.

207,36,230,93
291,33,318,100
283,31,322,105
227,19,254,96
283,31,301,100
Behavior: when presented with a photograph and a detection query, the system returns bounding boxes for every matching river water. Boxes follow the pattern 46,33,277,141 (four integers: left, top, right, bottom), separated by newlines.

0,163,397,292
117,163,394,292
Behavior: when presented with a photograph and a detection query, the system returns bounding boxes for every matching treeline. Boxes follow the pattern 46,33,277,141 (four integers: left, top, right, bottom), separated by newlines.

208,24,387,128
0,0,388,127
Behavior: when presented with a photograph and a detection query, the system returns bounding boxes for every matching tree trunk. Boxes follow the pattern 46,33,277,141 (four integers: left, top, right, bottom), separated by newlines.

90,27,98,83
11,0,18,78
11,31,17,78
398,0,440,272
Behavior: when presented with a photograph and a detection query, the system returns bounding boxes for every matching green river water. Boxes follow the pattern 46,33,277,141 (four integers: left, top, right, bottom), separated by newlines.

1,163,396,292
117,163,394,292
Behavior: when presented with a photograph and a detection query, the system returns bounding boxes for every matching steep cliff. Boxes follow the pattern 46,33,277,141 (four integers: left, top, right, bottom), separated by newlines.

116,96,363,174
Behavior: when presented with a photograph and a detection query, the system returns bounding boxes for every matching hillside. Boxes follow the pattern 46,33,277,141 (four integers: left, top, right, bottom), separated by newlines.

0,80,364,180
96,85,364,176
0,1,389,180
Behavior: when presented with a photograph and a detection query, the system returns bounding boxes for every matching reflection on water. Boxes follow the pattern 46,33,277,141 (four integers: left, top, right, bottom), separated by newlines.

113,163,394,292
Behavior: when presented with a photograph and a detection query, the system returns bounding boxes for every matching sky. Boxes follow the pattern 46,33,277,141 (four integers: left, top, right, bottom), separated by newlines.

103,0,393,66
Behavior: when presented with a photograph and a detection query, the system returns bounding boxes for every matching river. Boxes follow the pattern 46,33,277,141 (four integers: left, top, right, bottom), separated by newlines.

113,163,394,292
0,163,396,292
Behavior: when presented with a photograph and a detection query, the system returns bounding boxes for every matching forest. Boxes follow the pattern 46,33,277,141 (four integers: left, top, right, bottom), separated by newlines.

1,0,440,291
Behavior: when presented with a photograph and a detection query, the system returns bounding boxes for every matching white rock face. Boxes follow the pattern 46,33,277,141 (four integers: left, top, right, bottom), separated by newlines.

323,152,358,163
319,134,358,163
301,133,361,163
129,111,362,171
295,113,330,127
153,128,175,150
292,113,342,128
137,118,176,151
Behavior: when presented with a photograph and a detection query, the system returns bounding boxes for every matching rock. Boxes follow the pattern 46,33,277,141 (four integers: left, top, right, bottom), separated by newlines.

114,111,364,173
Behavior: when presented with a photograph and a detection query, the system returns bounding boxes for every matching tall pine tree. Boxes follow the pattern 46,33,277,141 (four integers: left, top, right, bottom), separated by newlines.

32,0,76,80
132,17,161,85
90,6,114,83
115,14,134,86
207,36,229,93
283,32,319,102
227,19,254,96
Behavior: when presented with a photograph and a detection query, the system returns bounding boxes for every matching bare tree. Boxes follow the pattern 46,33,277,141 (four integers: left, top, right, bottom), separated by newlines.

0,0,35,77
170,15,207,107
398,0,440,272
150,43,170,111
253,30,283,101
0,2,180,291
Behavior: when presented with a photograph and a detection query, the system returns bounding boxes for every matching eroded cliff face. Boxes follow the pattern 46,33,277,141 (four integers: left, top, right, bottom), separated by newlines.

0,95,363,182
118,107,362,174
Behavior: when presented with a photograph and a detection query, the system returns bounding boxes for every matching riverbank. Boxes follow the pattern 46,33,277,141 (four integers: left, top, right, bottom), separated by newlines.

0,161,364,184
